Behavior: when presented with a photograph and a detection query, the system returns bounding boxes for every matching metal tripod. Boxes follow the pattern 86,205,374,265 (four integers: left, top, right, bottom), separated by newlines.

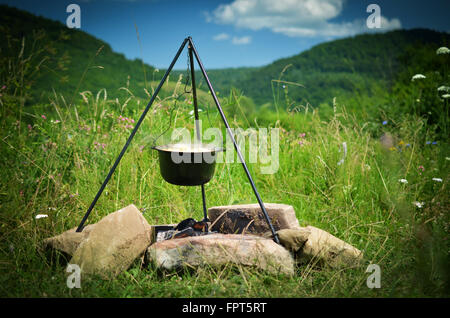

75,37,280,245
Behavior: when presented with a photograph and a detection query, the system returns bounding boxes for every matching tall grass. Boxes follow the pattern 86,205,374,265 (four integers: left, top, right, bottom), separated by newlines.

0,35,448,298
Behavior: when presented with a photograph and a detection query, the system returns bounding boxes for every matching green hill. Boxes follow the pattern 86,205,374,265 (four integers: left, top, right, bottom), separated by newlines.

216,29,450,107
1,5,449,113
0,5,160,104
171,67,257,95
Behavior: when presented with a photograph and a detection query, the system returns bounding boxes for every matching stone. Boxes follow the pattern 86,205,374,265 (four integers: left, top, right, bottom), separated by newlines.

298,226,363,268
276,228,311,253
380,132,395,150
208,203,300,235
147,233,295,276
43,224,96,256
70,204,152,278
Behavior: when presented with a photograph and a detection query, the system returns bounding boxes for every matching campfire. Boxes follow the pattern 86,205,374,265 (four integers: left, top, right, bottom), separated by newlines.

153,218,216,242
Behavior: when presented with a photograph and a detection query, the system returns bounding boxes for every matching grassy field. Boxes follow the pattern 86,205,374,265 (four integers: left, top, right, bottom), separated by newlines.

0,35,449,297
1,79,449,297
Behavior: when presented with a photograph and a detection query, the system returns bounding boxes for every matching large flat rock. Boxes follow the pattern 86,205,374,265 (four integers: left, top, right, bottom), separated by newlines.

208,203,300,235
147,233,295,276
70,204,152,278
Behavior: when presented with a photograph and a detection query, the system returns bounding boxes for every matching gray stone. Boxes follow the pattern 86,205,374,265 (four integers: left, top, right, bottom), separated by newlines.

208,203,300,235
380,132,395,150
43,224,96,256
147,233,295,275
298,226,363,268
276,228,311,253
70,204,152,278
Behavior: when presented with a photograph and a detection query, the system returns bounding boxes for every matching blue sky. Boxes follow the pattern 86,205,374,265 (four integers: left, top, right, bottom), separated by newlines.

1,0,449,69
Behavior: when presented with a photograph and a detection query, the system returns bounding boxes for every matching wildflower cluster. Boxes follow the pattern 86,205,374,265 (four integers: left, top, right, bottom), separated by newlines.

117,115,135,130
297,132,306,146
287,132,309,148
417,165,425,175
41,140,57,152
411,74,426,82
79,124,92,132
389,140,410,152
93,141,107,150
436,47,450,55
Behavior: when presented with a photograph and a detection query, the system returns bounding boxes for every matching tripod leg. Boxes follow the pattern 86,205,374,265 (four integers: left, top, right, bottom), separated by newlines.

75,38,189,232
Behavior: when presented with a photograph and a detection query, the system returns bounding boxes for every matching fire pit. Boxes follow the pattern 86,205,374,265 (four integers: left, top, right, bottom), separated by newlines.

153,218,217,242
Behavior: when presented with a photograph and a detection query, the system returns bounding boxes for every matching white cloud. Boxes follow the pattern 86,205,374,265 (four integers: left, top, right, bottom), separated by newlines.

231,36,252,45
213,33,230,41
213,33,251,45
208,0,401,38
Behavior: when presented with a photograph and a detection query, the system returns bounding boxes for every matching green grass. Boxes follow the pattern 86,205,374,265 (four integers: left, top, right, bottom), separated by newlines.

0,82,448,297
0,28,449,297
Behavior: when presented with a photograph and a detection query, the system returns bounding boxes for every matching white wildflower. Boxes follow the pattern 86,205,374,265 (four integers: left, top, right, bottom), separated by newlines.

188,109,203,116
437,86,450,92
446,157,450,161
436,47,450,55
442,94,450,99
398,179,408,184
413,201,424,208
432,178,443,182
35,214,48,219
411,74,426,81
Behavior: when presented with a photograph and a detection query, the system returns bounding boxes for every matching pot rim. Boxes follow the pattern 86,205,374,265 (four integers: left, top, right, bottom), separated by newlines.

152,143,224,153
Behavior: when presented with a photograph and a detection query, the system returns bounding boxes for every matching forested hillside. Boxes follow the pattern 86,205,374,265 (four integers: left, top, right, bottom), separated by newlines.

230,29,450,106
0,5,157,103
1,4,449,113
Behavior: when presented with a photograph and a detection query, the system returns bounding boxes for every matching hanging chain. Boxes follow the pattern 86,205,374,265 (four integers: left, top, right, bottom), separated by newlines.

186,45,215,129
150,49,194,148
184,48,192,94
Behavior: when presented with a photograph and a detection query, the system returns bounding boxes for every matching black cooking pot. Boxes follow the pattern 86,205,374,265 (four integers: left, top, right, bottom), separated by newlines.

152,143,223,186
